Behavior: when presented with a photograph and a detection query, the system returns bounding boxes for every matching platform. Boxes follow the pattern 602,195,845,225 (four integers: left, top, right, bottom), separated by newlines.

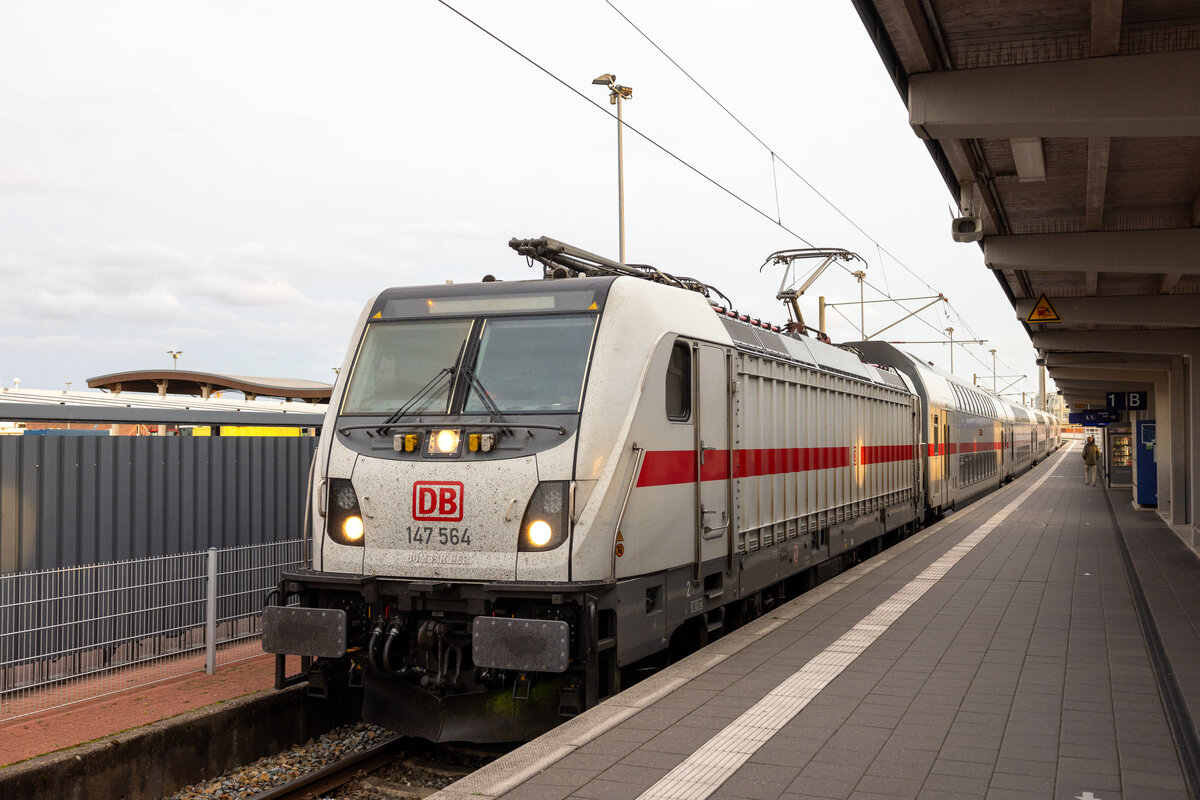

0,653,278,767
434,444,1200,800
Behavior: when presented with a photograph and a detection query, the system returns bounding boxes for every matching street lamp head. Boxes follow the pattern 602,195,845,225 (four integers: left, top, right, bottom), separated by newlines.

592,73,615,87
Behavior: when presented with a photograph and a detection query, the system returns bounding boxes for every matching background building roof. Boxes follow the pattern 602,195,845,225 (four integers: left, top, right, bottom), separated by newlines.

86,370,333,402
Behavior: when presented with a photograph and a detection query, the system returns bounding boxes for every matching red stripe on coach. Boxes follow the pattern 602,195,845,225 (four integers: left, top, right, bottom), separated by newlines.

860,444,912,465
636,445,908,488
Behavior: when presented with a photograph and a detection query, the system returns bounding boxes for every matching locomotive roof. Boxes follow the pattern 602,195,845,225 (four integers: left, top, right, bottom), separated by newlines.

369,276,618,319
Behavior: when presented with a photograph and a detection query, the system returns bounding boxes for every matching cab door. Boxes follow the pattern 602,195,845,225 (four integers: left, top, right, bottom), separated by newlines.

694,344,731,579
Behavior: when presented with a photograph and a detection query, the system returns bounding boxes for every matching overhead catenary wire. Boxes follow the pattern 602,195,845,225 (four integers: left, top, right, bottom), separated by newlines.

436,0,1034,395
603,0,941,298
435,0,817,251
603,1,1032,392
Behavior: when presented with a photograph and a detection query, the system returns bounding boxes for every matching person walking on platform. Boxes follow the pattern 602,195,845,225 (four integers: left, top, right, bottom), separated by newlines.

1082,435,1101,486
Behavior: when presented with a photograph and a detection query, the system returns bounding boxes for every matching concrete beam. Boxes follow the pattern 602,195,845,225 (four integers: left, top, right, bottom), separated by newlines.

1052,381,1150,395
1085,137,1110,230
1061,395,1108,406
1043,352,1174,370
1015,295,1200,327
875,0,937,73
910,51,1200,139
1031,330,1200,355
1049,367,1157,384
1159,273,1183,293
1091,0,1123,57
986,229,1200,272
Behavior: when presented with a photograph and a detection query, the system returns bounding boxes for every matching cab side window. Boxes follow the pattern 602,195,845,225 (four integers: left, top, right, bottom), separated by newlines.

666,341,691,421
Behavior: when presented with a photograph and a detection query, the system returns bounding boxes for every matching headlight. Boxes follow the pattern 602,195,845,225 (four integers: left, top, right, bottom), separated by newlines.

427,428,462,457
342,515,365,542
328,478,365,547
519,481,570,551
527,520,553,547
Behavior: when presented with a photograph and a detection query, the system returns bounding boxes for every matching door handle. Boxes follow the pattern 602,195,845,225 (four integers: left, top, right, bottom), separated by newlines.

701,506,727,537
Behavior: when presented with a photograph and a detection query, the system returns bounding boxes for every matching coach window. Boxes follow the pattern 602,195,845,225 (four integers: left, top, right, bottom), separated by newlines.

665,341,691,421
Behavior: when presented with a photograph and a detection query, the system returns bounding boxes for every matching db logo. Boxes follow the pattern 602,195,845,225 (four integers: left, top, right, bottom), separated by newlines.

412,481,464,522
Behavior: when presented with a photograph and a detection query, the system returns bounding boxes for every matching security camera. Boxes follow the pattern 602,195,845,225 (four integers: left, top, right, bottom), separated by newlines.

951,216,984,243
1035,357,1046,366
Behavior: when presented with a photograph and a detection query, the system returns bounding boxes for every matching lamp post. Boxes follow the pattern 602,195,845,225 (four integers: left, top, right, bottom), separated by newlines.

989,348,997,392
945,327,954,374
167,350,183,369
592,73,633,264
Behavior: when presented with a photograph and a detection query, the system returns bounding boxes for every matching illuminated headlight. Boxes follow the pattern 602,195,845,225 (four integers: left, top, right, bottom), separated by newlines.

519,481,570,552
427,428,462,457
527,520,553,547
342,515,365,541
328,478,365,547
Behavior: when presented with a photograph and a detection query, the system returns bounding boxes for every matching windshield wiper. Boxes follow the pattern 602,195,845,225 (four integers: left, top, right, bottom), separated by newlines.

461,368,513,436
376,366,454,432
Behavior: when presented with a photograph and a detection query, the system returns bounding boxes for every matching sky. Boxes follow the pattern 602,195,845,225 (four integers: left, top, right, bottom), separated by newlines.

0,1,1051,402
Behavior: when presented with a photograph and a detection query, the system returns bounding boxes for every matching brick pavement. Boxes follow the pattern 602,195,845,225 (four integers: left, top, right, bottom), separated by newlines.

0,654,277,767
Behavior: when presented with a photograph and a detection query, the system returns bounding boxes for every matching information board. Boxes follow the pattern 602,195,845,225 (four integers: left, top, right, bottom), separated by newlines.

1105,391,1148,412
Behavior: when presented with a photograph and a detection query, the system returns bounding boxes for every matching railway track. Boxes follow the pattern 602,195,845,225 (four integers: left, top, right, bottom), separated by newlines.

251,734,408,800
170,722,505,800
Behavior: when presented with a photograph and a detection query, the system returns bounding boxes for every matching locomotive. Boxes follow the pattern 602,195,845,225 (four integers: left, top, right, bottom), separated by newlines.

262,236,1059,742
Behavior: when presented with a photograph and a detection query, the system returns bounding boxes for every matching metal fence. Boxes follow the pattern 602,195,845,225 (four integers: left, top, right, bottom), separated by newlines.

0,435,318,574
0,539,304,721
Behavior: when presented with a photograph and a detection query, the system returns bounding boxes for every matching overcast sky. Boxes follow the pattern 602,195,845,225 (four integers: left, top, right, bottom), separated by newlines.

1,1,1049,401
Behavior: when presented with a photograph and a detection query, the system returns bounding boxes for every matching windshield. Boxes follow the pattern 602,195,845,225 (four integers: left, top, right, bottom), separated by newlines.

341,319,472,415
464,315,597,413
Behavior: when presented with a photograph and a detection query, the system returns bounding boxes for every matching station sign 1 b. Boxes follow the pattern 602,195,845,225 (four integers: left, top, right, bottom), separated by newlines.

1105,391,1148,412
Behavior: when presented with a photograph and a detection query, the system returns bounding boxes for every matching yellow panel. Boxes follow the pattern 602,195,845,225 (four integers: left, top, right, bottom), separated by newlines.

217,426,301,437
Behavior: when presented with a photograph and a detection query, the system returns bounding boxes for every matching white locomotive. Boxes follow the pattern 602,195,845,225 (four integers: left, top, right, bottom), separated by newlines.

262,237,1059,742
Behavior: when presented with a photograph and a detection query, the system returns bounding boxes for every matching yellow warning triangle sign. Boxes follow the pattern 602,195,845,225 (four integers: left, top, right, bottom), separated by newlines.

1025,293,1062,323
616,532,624,542
371,311,382,319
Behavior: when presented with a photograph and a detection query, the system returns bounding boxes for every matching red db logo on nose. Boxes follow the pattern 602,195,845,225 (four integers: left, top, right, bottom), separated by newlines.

412,481,464,522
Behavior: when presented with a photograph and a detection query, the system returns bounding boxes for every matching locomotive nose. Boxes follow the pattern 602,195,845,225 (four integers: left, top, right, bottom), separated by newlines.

347,454,546,582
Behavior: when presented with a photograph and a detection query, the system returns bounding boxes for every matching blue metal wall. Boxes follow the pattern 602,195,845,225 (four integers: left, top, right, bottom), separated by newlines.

0,436,318,574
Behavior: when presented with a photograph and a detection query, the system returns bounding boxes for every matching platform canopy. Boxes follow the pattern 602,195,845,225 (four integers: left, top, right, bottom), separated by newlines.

851,0,1200,530
87,369,333,403
852,0,1200,406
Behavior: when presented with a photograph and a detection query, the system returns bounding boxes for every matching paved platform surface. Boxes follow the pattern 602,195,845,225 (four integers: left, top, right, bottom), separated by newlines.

435,444,1200,800
0,654,276,766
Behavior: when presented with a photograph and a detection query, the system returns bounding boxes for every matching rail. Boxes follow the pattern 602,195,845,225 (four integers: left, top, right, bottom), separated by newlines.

253,735,405,800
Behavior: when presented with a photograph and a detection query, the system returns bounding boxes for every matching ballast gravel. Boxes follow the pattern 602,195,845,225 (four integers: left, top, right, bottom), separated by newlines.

167,721,502,800
168,721,391,799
